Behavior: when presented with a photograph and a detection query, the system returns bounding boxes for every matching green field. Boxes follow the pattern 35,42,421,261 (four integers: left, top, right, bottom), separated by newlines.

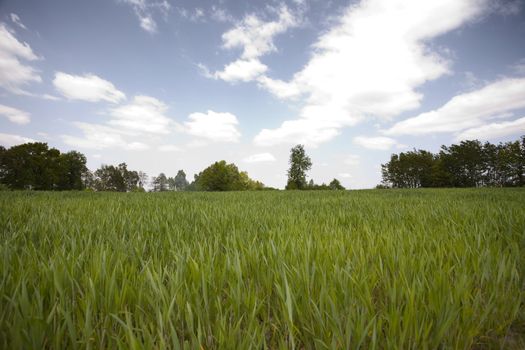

0,189,524,349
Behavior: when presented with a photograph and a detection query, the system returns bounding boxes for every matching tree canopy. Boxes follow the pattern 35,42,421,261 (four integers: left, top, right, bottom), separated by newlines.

0,142,88,190
286,145,312,190
93,163,142,192
193,160,264,191
381,136,525,188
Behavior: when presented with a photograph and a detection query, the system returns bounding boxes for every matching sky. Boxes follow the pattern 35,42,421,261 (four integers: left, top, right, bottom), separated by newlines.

0,0,525,189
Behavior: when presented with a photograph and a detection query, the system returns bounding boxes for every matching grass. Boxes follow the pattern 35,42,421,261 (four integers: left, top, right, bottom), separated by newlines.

0,188,524,349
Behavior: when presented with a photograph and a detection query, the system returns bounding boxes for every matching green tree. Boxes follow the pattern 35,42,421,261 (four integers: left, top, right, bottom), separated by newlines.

193,161,263,191
329,178,345,190
286,145,312,190
94,165,125,191
152,173,169,192
57,151,88,190
194,161,242,191
174,170,189,191
0,142,62,190
92,163,140,192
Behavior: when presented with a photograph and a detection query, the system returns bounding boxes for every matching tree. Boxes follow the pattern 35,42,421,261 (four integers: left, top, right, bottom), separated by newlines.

174,170,189,191
152,173,168,192
329,178,345,190
138,171,148,190
57,151,88,190
92,163,140,192
193,160,264,191
286,145,312,190
379,136,525,188
94,165,125,191
0,142,67,190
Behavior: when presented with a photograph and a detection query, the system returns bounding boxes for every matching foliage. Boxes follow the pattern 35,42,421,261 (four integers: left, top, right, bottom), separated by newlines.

151,173,169,192
93,163,141,192
174,170,189,191
305,178,346,190
286,145,312,190
0,142,88,190
0,189,524,348
193,160,264,191
329,178,345,190
381,136,525,188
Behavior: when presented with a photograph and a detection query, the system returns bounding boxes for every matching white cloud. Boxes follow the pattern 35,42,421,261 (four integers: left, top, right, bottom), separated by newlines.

158,144,182,152
108,95,174,134
61,94,176,150
184,110,241,143
209,5,299,83
0,133,35,147
0,24,41,94
53,72,126,103
385,77,525,136
353,136,399,150
41,93,60,101
344,154,360,166
10,14,27,30
243,152,276,163
254,0,489,146
338,173,353,179
214,59,268,82
255,118,341,147
210,6,234,23
256,76,301,100
61,122,149,150
0,104,30,124
178,7,205,22
455,117,525,141
222,6,298,60
490,0,522,16
120,0,170,33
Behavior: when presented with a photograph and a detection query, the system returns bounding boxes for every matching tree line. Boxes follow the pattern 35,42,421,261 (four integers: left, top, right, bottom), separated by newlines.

380,136,525,188
0,142,346,191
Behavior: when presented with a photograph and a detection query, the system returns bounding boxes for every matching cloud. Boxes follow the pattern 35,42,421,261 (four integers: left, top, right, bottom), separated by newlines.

184,110,241,143
158,144,182,152
61,94,175,150
53,72,126,103
120,0,170,33
455,117,525,141
490,0,522,16
344,154,360,166
213,59,268,82
385,77,525,136
256,76,301,100
0,104,30,124
338,173,353,179
353,136,399,150
254,118,341,147
243,152,276,163
178,7,205,22
0,133,35,147
108,95,174,134
208,5,299,83
0,24,41,94
210,6,234,23
61,122,149,150
253,0,489,146
10,14,27,30
222,6,299,60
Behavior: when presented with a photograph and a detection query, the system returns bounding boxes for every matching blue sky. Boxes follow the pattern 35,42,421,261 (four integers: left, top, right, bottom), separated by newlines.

1,0,524,188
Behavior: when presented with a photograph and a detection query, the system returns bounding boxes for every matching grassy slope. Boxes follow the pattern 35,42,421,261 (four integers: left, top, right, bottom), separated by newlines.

0,189,524,349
